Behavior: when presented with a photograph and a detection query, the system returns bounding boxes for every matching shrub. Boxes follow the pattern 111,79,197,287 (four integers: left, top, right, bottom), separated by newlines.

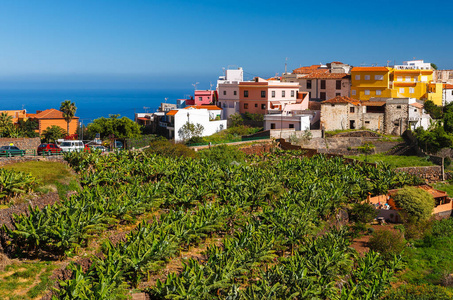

145,140,198,159
393,186,435,222
349,203,377,223
350,222,367,239
367,227,375,235
368,230,405,258
383,283,453,300
198,145,245,166
403,218,433,240
187,136,206,145
432,217,453,238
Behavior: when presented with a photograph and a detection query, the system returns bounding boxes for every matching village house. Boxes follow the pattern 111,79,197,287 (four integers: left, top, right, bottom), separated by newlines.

162,105,227,141
27,109,79,135
281,62,352,101
350,60,444,105
217,67,245,119
369,185,452,222
0,109,28,126
444,84,453,105
238,77,301,115
320,96,431,135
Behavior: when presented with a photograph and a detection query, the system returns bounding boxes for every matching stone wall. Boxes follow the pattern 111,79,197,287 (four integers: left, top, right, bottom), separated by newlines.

0,155,65,167
0,137,41,151
238,143,276,156
394,166,444,182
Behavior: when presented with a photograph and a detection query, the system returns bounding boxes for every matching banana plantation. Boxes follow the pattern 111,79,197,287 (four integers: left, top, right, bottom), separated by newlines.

1,148,418,299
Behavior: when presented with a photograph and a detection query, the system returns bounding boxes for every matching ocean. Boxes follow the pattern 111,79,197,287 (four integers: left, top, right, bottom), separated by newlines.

0,89,193,123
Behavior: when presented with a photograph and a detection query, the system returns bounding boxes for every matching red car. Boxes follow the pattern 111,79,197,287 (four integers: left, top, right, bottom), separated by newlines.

37,143,62,155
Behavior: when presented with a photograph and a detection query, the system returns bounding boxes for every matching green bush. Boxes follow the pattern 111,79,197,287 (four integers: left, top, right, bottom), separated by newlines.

432,218,453,238
145,140,198,159
383,283,453,300
393,186,435,222
349,203,377,223
187,136,206,145
198,145,245,166
368,230,405,258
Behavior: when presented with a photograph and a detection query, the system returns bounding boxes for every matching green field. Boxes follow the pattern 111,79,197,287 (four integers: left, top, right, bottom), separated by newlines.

347,153,435,168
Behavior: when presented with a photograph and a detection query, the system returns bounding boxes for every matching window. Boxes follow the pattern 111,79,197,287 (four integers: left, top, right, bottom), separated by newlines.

199,97,202,101
409,87,415,94
272,91,275,98
271,123,276,129
421,76,428,82
289,124,294,128
365,121,370,124
376,90,382,95
261,104,266,109
223,90,226,95
351,90,356,95
355,75,360,80
222,102,226,108
234,91,237,96
405,76,411,82
321,80,326,89
244,90,249,97
365,90,370,95
320,92,326,100
307,80,312,89
350,107,355,113
375,75,384,80
255,104,258,107
291,90,295,97
397,76,402,82
336,80,341,90
396,105,401,109
365,75,370,80
261,91,266,98
399,88,405,93
282,91,286,97
336,93,341,96
244,103,248,109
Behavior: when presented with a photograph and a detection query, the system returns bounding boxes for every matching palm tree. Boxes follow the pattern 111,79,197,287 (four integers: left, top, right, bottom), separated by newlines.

0,112,14,137
60,100,77,135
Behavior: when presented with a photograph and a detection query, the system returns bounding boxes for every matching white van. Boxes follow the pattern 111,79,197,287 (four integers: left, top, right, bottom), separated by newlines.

59,140,85,152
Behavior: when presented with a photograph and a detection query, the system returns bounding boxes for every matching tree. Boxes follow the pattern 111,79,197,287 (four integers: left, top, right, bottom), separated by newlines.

178,122,204,142
431,63,438,70
42,125,66,143
60,100,77,135
229,113,244,127
424,100,443,119
0,112,14,137
415,126,453,153
393,186,435,222
86,114,141,140
17,119,39,138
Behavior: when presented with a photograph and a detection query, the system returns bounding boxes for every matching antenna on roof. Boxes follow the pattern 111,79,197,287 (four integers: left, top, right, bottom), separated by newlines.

285,57,288,74
387,60,390,67
209,82,214,91
192,82,199,91
143,106,149,113
164,97,168,103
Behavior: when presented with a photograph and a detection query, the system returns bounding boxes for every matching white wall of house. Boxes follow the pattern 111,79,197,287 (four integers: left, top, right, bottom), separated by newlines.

264,114,310,131
170,108,227,142
444,88,453,105
218,83,240,119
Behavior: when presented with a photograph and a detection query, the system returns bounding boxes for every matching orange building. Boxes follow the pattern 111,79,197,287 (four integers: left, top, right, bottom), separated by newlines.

0,109,28,125
27,109,79,135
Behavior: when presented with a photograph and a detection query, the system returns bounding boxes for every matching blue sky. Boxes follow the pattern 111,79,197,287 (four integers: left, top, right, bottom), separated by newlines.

0,0,452,89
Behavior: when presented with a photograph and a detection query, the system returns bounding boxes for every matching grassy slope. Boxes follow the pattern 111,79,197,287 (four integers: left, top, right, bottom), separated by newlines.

346,153,435,168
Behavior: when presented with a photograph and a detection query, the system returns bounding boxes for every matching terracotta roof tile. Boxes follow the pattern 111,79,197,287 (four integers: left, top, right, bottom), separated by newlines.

31,108,79,119
443,84,453,89
292,65,321,74
166,110,178,116
322,96,361,106
351,67,389,72
304,72,349,79
410,103,424,109
308,101,321,110
363,101,386,106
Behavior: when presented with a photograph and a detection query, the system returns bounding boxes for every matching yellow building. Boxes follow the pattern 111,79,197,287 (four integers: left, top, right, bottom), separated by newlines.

351,61,443,105
0,109,28,125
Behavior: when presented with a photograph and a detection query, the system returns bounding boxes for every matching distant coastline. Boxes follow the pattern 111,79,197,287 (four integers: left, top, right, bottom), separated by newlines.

0,88,192,122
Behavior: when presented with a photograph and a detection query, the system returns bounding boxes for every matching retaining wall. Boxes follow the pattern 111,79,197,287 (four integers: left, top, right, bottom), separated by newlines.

0,155,65,167
394,166,445,182
0,137,41,151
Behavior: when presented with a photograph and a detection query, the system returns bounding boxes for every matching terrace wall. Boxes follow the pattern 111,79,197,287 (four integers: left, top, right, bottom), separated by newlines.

0,137,41,151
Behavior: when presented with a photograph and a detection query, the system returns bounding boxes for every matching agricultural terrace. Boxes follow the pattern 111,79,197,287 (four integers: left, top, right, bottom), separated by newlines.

1,147,419,299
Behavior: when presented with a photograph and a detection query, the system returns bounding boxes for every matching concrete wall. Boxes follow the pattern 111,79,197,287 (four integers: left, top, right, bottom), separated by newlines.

37,119,78,135
172,109,227,142
321,103,349,130
0,155,65,167
0,137,41,151
385,102,408,135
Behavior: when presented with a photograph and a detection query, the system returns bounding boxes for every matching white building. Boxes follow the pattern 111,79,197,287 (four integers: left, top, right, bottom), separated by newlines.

393,60,433,70
443,84,453,105
165,105,227,142
217,67,245,119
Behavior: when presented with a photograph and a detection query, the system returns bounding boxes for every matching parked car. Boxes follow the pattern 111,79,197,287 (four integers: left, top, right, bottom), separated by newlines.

90,145,107,152
59,140,85,152
0,146,26,157
37,143,62,155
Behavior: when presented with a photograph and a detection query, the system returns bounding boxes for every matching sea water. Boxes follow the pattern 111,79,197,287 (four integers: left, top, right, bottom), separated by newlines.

0,88,192,123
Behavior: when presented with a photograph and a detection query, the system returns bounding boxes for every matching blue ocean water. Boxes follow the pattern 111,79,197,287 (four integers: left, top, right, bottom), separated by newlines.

0,89,192,123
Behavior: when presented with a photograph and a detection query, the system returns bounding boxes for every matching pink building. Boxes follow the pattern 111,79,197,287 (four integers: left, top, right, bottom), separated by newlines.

194,90,217,105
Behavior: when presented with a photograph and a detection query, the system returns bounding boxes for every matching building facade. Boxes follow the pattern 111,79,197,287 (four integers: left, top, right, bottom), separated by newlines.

238,78,301,115
28,109,79,135
350,60,443,105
